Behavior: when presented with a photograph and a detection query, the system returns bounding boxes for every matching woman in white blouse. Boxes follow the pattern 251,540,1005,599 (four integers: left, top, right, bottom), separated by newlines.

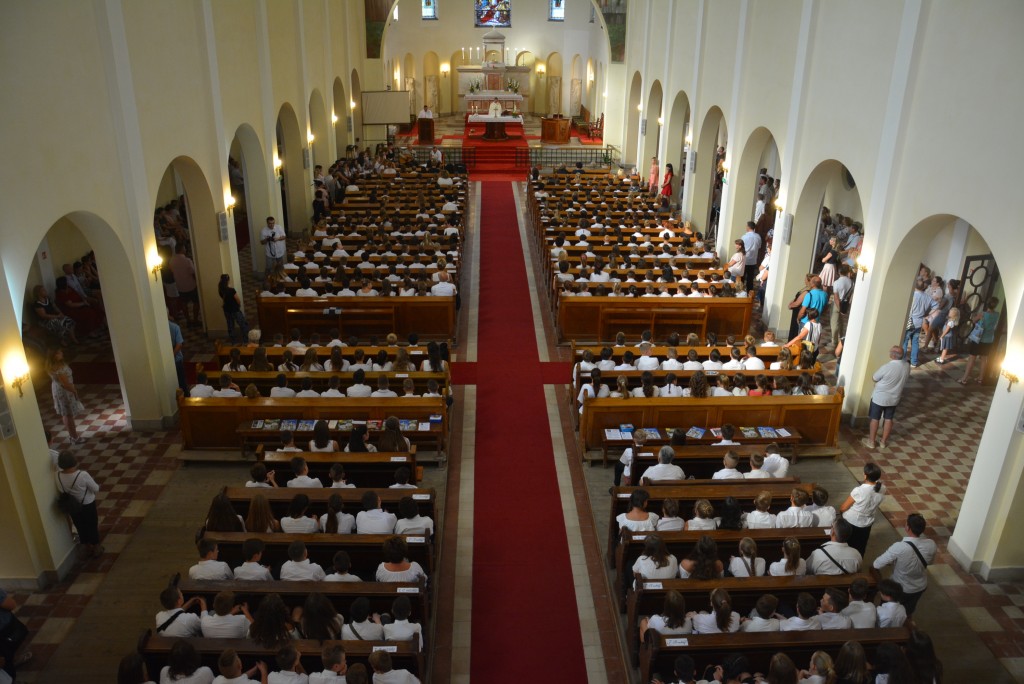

616,489,660,532
839,462,885,557
631,534,679,584
639,591,692,642
57,451,103,557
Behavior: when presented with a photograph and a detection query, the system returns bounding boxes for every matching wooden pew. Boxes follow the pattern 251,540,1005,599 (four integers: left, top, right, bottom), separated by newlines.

223,487,436,526
206,370,450,398
178,579,429,626
200,531,434,579
261,450,418,489
613,528,832,613
580,392,844,453
214,343,438,366
640,628,909,684
625,572,880,666
626,444,799,480
558,296,754,344
140,633,425,681
255,295,456,341
177,396,447,452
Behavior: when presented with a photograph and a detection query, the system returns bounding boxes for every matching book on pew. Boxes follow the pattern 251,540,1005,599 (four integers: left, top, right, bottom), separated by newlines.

642,428,661,440
281,419,299,432
251,419,265,429
328,420,339,429
367,420,383,431
263,419,281,431
740,427,759,439
400,419,418,432
298,419,317,432
758,427,779,438
619,424,635,436
710,428,723,438
685,426,706,439
604,428,623,441
777,428,792,437
418,422,430,431
429,414,442,425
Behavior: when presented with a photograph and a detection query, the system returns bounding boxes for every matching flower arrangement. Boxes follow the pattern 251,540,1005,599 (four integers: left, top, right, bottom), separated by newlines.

506,78,520,94
468,80,482,93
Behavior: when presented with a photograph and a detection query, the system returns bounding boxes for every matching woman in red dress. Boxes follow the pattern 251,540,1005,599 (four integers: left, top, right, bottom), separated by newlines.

660,163,675,198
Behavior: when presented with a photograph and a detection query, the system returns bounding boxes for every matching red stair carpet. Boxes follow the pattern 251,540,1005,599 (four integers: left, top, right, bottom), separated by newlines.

469,182,587,681
462,122,529,181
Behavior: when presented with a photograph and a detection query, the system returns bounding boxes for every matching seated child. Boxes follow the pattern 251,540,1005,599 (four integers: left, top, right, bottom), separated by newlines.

761,443,790,478
686,499,717,531
324,550,362,583
214,648,267,684
307,643,348,684
329,463,355,489
382,596,424,651
368,650,420,684
740,594,781,632
287,457,323,489
280,540,326,582
268,644,306,684
745,491,777,529
656,498,685,532
247,462,278,488
615,429,648,486
807,485,836,528
728,537,766,577
712,451,744,480
201,590,252,639
712,423,740,446
779,593,822,631
189,539,232,580
745,453,770,479
876,579,908,628
233,539,273,580
775,488,816,528
841,578,878,628
817,588,853,630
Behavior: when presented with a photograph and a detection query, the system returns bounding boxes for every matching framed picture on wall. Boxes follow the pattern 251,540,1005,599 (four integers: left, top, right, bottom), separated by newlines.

475,0,511,27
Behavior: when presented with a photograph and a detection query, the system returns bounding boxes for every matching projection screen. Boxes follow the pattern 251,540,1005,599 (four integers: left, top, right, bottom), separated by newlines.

361,91,411,125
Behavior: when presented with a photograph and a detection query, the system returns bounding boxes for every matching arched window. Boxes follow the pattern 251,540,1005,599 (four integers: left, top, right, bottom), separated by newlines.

421,0,437,20
549,0,565,21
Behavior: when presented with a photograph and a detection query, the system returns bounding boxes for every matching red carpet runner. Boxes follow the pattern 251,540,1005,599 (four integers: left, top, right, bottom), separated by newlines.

469,182,587,680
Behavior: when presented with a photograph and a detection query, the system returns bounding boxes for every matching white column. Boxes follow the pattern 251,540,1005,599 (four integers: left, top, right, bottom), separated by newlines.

943,218,971,282
716,0,750,252
680,0,707,223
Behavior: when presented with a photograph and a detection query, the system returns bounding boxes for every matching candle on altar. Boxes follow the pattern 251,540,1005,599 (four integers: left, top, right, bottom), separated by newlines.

461,47,465,60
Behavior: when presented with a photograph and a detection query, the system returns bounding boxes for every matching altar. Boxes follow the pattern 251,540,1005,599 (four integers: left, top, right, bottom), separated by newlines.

467,114,524,140
465,90,523,114
456,29,531,113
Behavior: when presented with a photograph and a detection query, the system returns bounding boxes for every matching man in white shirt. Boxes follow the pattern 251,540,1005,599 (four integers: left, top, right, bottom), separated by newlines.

430,270,457,296
356,491,397,534
863,345,911,449
287,457,323,488
487,97,502,117
155,587,204,637
740,221,762,291
872,513,936,615
807,520,863,575
234,539,274,580
711,452,744,480
280,540,326,581
830,264,854,348
817,589,853,630
260,216,287,279
189,540,233,580
212,374,243,397
201,591,253,638
190,371,215,398
346,369,373,397
308,644,348,684
841,578,878,628
643,446,685,482
417,104,433,119
634,342,660,370
780,593,822,631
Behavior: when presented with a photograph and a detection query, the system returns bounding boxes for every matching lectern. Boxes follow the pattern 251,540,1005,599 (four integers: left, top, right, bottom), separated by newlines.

417,118,434,144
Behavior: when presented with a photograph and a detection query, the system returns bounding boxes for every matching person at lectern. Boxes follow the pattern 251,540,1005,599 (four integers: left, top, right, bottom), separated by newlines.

418,104,433,119
488,97,502,117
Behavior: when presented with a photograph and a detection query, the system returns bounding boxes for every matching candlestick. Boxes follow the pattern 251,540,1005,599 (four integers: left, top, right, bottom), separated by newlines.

461,47,465,60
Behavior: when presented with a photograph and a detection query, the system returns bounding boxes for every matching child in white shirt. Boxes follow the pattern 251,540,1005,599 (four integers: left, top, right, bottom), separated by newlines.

807,485,837,528
745,491,778,529
712,451,744,480
775,488,816,528
280,540,326,582
728,537,766,577
744,452,771,479
761,444,790,478
876,579,908,627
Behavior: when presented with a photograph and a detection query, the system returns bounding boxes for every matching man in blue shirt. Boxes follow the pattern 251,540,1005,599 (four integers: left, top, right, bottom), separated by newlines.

902,279,933,368
797,276,828,325
168,311,188,396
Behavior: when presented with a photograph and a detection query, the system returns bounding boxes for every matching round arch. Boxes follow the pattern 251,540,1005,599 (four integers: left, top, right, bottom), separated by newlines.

308,88,330,173
350,70,363,146
516,51,537,113
691,106,728,238
732,126,781,243
403,53,417,114
641,80,664,184
665,91,691,200
449,50,466,114
423,51,440,112
229,123,271,273
333,77,349,157
546,52,563,116
624,71,642,167
570,54,582,116
276,102,308,235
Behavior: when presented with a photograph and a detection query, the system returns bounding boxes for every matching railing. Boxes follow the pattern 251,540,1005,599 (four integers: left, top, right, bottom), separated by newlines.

527,145,620,170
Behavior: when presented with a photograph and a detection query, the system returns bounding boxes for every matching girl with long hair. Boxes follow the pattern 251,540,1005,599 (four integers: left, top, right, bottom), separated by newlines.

245,493,280,533
691,588,740,633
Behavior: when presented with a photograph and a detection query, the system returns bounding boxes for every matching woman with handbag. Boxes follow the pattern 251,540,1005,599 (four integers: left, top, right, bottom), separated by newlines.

959,296,1000,385
56,451,103,558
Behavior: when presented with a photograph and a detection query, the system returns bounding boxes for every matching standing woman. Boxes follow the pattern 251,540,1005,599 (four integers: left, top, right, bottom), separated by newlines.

960,296,1000,385
660,163,675,200
648,156,660,194
56,451,103,558
47,348,85,444
218,274,249,345
839,463,885,557
787,274,814,341
818,236,839,289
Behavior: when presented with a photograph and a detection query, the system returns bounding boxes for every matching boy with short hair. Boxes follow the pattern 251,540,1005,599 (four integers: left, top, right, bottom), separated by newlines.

213,647,268,684
268,644,307,684
189,539,233,580
779,592,822,631
744,453,770,479
280,540,326,581
368,650,420,684
807,485,836,528
382,596,423,650
155,585,204,637
287,457,323,488
324,550,362,583
776,489,816,528
711,451,744,480
761,443,790,478
201,590,253,638
308,643,348,683
329,463,356,489
840,578,878,628
876,579,908,627
233,539,273,580
247,462,278,488
817,588,853,630
390,466,417,489
740,594,781,632
712,423,740,446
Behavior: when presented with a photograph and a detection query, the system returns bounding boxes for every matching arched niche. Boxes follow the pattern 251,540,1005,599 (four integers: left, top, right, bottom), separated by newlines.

449,50,466,113
423,51,441,113
308,88,330,173
403,52,417,114
546,52,563,116
333,77,349,157
665,91,691,200
276,102,308,236
228,123,271,274
570,53,583,116
624,71,642,167
516,51,536,113
691,105,728,239
641,80,664,186
732,126,781,243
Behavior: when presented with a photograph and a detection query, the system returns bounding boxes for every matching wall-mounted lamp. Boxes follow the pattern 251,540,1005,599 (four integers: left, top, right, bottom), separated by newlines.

602,91,608,99
4,352,30,398
225,193,236,210
440,63,450,79
855,259,869,280
307,132,315,146
147,249,164,281
720,159,730,174
636,103,643,112
774,196,786,214
331,112,338,124
657,116,664,126
1001,363,1020,392
536,64,546,78
349,99,356,110
684,134,693,147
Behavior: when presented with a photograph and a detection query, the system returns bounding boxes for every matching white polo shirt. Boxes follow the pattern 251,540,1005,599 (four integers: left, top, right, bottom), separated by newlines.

280,559,326,581
188,559,232,580
201,612,249,638
356,509,397,534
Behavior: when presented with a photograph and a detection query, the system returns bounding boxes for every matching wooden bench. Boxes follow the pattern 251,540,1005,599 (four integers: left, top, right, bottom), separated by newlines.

594,427,803,468
223,487,436,526
140,633,425,682
178,579,429,626
641,628,909,684
613,528,833,613
200,531,434,578
621,440,804,477
625,572,880,666
558,296,753,344
177,396,447,453
260,449,418,489
608,483,816,569
580,392,843,454
256,295,456,342
207,371,450,398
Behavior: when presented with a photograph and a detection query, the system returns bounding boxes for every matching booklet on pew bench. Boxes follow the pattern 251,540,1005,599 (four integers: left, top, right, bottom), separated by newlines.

619,424,634,436
710,427,723,438
740,427,759,439
685,426,706,439
776,428,792,437
281,419,299,432
641,427,661,440
604,428,623,441
250,419,265,430
297,419,317,432
758,426,779,438
262,419,281,431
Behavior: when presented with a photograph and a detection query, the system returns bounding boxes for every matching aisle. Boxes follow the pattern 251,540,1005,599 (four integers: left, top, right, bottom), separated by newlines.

469,182,588,681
